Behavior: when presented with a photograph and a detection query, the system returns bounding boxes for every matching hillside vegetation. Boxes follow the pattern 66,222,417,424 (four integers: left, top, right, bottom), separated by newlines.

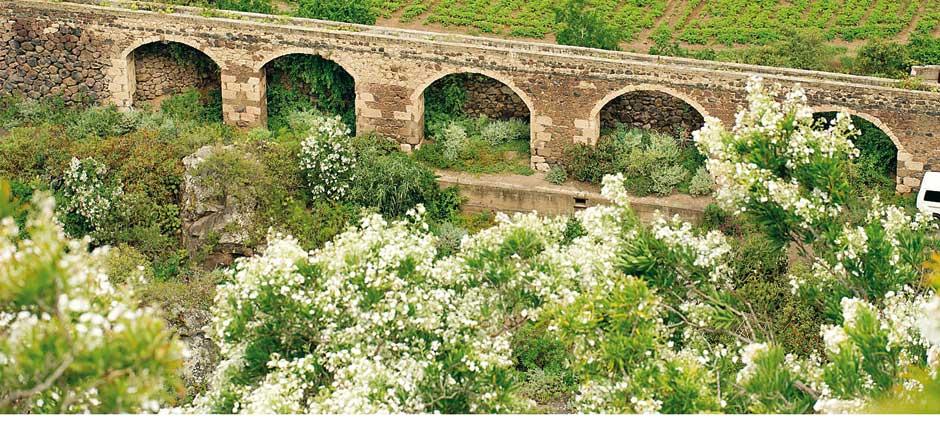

153,0,940,79
374,0,940,45
164,0,940,46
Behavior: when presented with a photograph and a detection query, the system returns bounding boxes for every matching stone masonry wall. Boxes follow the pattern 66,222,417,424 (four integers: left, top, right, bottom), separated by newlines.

599,91,705,138
132,44,218,104
461,75,530,120
0,15,108,104
2,0,939,192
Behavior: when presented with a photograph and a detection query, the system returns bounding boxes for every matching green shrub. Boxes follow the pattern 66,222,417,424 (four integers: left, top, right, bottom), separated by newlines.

854,39,910,78
160,89,222,124
908,35,940,67
439,122,468,163
688,166,714,196
545,165,567,185
554,0,620,50
350,150,456,219
214,0,274,14
650,164,687,195
564,127,701,196
265,55,356,132
480,118,528,146
295,0,376,24
433,221,467,256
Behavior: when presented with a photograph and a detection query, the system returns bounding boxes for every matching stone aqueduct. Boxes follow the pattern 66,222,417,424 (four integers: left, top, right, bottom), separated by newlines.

3,0,940,192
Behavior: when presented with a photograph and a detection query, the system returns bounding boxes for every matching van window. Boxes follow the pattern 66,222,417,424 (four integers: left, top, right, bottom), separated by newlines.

925,190,940,202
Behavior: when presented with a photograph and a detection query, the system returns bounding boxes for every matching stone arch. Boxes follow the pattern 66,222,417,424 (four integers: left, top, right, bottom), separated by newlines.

810,106,903,153
254,48,359,82
411,68,536,156
255,49,358,132
811,106,904,191
111,36,223,108
587,84,710,145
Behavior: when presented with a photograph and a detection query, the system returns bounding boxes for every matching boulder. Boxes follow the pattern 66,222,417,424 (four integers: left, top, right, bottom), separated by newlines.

180,145,256,266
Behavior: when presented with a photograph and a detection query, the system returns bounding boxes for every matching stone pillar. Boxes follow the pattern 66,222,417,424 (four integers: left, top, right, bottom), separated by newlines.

355,82,416,149
897,150,925,193
529,115,553,171
221,68,265,128
108,53,135,109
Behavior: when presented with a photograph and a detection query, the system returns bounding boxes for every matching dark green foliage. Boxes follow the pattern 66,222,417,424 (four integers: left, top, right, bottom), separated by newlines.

854,39,910,78
423,74,468,136
213,0,275,14
813,113,897,197
908,35,940,67
563,126,702,196
553,0,620,51
561,216,585,246
350,148,460,220
295,0,377,24
0,93,231,262
512,323,578,410
728,32,837,72
265,54,356,132
160,88,223,123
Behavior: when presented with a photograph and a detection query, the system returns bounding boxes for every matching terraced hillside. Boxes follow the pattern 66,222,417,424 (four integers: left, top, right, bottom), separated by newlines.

371,0,940,47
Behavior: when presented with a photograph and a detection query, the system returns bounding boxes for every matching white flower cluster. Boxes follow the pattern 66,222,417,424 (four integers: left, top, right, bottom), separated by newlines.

651,215,733,286
0,194,182,413
298,114,357,201
197,207,522,413
61,157,122,235
693,77,856,229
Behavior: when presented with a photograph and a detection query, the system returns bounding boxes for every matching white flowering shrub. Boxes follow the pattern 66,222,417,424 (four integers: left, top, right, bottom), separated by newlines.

178,76,940,415
0,189,184,413
192,207,527,413
60,157,123,240
694,77,936,314
299,114,356,201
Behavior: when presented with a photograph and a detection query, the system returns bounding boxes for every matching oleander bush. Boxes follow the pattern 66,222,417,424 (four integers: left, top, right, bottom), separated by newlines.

0,188,184,413
183,77,940,414
4,64,940,415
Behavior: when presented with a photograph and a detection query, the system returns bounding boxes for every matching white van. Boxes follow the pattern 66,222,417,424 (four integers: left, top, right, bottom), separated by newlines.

916,171,940,217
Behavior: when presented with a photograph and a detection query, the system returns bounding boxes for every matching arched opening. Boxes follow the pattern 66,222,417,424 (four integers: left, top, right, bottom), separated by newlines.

812,111,899,195
416,72,534,175
596,90,706,141
567,88,710,196
126,41,221,117
261,53,356,133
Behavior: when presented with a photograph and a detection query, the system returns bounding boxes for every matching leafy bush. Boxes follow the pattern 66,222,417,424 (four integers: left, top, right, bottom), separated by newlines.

564,126,701,195
416,116,533,176
480,118,528,146
554,0,620,50
265,55,356,132
688,166,714,196
214,0,274,14
295,0,376,24
350,150,451,219
432,221,467,257
439,122,469,163
545,166,567,185
854,39,910,78
0,188,184,413
298,114,357,201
